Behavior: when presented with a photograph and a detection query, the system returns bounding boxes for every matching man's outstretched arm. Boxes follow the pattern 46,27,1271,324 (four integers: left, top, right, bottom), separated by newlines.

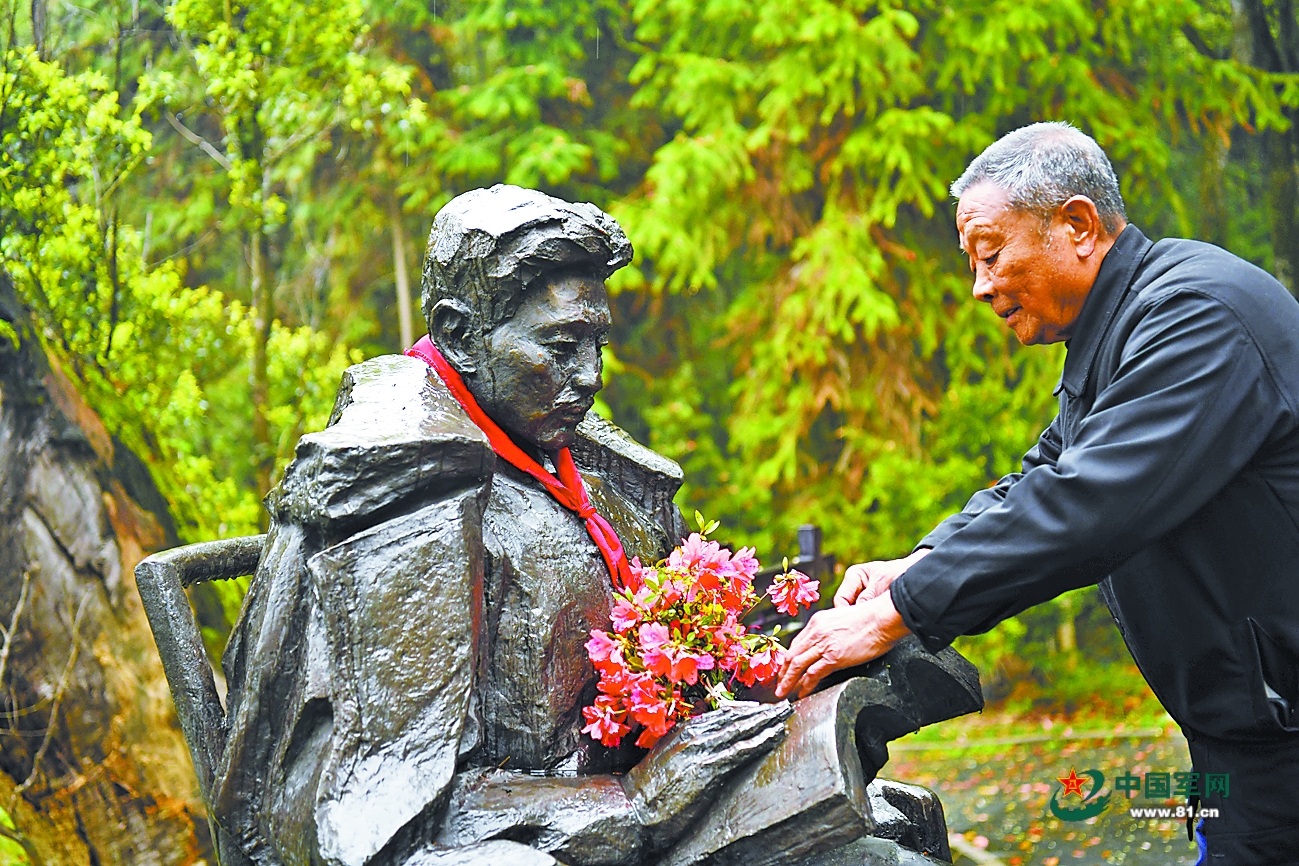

780,292,1288,696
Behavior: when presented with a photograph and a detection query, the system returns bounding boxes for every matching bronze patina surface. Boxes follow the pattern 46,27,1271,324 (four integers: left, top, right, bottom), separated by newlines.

139,185,982,866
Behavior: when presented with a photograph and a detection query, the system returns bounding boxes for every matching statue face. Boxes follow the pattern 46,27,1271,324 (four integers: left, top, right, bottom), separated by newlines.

470,272,611,451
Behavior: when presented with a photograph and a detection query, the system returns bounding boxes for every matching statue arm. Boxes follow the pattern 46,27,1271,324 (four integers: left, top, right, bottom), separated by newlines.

308,488,489,866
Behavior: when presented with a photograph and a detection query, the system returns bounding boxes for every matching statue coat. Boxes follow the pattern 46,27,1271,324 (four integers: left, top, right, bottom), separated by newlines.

211,355,686,866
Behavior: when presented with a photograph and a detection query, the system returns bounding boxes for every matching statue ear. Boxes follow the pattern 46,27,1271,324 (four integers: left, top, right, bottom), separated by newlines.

431,299,478,375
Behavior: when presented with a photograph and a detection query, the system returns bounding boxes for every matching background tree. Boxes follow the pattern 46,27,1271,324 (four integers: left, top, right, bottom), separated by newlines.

1227,0,1299,291
147,0,414,497
4,0,1297,698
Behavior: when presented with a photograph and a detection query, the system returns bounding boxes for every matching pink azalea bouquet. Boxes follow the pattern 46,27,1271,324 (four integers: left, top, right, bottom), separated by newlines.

582,516,820,749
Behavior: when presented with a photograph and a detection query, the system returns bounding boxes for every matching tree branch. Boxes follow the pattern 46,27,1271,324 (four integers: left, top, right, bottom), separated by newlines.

0,570,31,689
14,589,93,797
164,110,233,171
1181,24,1225,61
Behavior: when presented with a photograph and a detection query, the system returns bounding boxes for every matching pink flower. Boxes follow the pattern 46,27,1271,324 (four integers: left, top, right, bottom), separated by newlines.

642,645,672,678
669,648,715,686
597,663,647,697
659,579,684,607
635,728,664,749
731,546,760,580
637,623,672,677
749,646,784,682
582,697,630,747
627,556,647,593
585,629,624,675
670,533,713,570
584,526,808,746
628,681,672,735
734,645,786,687
611,597,640,633
718,571,754,612
628,681,683,749
770,569,820,616
638,621,670,650
670,534,736,587
707,621,743,670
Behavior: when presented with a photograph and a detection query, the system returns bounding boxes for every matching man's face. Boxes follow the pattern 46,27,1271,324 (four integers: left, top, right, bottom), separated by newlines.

469,272,611,452
956,182,1093,345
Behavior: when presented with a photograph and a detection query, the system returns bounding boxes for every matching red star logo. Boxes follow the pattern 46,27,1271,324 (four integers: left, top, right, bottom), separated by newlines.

1058,767,1088,798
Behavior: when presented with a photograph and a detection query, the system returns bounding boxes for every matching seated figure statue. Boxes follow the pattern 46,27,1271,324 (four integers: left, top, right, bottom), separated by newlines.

211,185,981,866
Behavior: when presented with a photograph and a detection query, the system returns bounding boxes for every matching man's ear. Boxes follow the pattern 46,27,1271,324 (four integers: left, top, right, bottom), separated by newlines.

431,299,479,375
1059,195,1104,258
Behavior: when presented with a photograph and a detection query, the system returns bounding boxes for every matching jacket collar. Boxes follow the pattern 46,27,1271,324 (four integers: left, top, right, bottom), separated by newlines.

1057,224,1153,397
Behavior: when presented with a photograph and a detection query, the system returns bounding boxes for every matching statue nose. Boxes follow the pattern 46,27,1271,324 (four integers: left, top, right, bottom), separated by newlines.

572,345,603,393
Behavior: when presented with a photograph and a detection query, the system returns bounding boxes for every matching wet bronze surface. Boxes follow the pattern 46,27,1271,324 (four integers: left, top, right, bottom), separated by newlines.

140,186,983,866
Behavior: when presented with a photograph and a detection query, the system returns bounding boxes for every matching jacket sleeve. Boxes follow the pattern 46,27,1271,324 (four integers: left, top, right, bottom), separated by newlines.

892,291,1292,651
914,414,1064,551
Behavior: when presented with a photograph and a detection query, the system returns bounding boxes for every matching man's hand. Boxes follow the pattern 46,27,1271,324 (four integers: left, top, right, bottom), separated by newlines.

833,547,931,608
774,592,911,700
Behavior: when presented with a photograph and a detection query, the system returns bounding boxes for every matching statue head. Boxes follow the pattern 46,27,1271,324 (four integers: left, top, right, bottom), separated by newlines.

421,185,633,451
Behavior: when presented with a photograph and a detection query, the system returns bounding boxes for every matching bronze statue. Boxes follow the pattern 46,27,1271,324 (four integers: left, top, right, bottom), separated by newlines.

149,185,981,866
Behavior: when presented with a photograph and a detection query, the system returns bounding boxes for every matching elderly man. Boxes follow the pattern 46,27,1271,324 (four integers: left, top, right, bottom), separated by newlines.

777,122,1299,864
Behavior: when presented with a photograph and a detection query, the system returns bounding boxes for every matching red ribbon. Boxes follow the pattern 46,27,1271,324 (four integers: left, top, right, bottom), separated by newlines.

407,335,633,590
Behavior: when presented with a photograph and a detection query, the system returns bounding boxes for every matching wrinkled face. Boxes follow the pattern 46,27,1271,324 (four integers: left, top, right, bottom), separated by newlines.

956,182,1092,346
468,272,611,451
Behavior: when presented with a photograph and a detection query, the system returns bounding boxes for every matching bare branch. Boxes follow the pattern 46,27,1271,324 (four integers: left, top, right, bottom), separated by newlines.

264,116,334,165
15,589,93,797
0,570,31,688
164,110,233,171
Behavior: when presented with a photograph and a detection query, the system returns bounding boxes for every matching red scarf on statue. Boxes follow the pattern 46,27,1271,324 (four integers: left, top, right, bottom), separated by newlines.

406,335,633,590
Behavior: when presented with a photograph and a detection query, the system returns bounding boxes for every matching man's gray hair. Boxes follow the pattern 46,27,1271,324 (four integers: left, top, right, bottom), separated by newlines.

950,122,1126,234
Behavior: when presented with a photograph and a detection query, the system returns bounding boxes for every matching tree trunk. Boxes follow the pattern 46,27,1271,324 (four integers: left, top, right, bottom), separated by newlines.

0,273,210,864
248,226,274,505
238,97,275,506
1264,129,1299,293
1237,0,1299,295
391,200,414,349
29,0,45,60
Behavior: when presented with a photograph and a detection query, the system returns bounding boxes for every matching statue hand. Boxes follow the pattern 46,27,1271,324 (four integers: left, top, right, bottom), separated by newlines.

622,700,792,850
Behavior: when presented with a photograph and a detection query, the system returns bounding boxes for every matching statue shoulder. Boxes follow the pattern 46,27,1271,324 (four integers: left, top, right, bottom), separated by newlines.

570,412,687,541
272,354,494,532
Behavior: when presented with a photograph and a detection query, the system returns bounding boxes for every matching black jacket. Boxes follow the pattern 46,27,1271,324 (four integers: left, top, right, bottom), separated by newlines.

891,225,1299,747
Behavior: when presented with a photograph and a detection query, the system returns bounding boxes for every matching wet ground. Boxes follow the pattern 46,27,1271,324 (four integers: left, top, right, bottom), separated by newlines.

887,729,1201,865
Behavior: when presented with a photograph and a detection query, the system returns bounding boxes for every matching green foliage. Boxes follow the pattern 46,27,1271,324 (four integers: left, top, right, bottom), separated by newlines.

605,0,1296,566
150,0,412,229
0,804,28,866
0,45,361,544
5,0,1298,675
0,46,149,352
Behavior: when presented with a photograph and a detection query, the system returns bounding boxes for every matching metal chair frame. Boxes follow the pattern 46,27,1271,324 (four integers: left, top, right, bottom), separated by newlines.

135,535,266,866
